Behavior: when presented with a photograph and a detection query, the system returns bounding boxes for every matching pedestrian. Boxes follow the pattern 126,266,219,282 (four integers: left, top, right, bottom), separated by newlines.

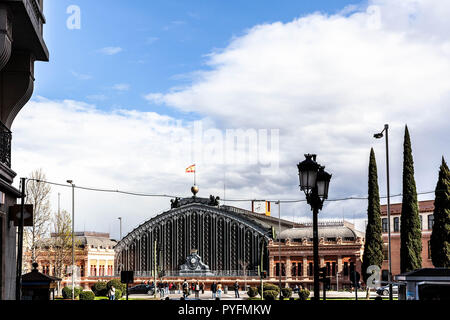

234,281,240,298
195,281,200,299
211,282,217,300
159,282,165,298
108,285,116,301
217,283,222,300
182,279,189,299
200,282,205,294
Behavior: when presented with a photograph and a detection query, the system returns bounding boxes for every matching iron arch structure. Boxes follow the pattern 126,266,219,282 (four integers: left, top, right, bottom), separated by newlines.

115,196,271,277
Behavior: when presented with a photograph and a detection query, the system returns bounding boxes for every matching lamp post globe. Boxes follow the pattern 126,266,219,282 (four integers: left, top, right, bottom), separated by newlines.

316,167,332,201
297,154,320,194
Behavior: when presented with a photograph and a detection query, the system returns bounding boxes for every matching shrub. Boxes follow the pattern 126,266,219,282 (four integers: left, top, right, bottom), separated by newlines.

93,281,108,296
257,283,280,296
62,286,83,299
114,289,123,300
298,289,310,300
281,287,292,299
263,290,278,301
247,287,258,298
79,291,95,300
106,279,126,293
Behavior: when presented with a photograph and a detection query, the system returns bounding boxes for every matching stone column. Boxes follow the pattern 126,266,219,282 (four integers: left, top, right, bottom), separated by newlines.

286,256,291,279
269,256,275,278
337,256,343,273
302,257,308,277
337,256,343,290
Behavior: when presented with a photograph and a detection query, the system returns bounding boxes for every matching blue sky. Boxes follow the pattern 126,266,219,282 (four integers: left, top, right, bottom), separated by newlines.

38,0,359,118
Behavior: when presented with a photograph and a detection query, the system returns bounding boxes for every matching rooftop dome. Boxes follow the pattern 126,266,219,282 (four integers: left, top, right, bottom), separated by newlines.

278,221,364,241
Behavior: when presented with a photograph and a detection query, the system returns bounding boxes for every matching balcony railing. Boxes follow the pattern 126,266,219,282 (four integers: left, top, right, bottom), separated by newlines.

0,122,11,168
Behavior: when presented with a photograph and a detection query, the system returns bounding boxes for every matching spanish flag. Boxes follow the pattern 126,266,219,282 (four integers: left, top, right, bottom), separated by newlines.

186,164,196,173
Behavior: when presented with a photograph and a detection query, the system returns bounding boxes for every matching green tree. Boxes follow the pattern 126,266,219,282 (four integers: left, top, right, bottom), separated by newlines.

430,157,450,267
362,149,384,283
400,126,422,273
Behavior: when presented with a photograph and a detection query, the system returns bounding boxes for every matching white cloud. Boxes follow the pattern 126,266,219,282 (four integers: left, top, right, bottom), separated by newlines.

70,70,92,80
113,83,130,91
145,0,450,216
98,47,123,55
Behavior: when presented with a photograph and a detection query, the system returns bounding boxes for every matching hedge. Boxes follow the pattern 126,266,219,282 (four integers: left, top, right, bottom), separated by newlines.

247,287,258,298
298,289,310,300
92,281,108,296
62,286,83,299
114,289,123,300
263,290,278,300
79,291,95,300
257,283,280,296
281,287,292,299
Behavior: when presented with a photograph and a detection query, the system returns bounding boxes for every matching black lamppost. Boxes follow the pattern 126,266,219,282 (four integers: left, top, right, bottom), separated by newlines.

297,154,332,301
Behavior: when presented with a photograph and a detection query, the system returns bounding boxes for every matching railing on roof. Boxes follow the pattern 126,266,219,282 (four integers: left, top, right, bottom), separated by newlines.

300,220,345,228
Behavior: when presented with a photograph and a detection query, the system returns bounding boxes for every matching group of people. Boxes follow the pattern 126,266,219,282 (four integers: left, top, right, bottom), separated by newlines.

146,281,181,297
134,280,243,300
181,280,206,299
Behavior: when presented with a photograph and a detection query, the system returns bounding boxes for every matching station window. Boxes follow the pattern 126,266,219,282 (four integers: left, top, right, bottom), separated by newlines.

382,218,388,233
393,217,399,232
428,214,434,230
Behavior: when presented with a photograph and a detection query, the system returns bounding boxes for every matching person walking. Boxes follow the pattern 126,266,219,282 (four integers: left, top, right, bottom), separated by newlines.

211,282,217,300
217,283,222,300
182,279,189,299
159,282,165,298
234,281,240,299
195,281,200,299
200,282,205,295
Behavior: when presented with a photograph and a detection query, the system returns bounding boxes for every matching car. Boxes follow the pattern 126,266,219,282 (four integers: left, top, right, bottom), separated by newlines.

127,284,155,295
376,283,399,296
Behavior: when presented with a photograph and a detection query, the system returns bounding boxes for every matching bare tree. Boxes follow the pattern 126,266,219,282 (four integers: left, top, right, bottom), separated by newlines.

51,209,73,279
24,169,52,265
239,260,250,291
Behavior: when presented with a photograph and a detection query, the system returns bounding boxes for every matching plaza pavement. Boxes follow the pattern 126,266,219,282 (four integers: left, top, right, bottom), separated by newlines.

127,290,390,300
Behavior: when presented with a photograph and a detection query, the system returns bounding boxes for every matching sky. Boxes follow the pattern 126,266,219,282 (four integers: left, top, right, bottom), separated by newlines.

11,0,450,239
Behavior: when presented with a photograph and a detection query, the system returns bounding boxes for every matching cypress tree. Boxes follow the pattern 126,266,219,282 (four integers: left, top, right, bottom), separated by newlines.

362,148,384,283
400,126,422,273
430,157,450,267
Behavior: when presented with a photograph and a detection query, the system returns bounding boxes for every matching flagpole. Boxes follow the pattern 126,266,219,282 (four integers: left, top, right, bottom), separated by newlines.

194,165,197,186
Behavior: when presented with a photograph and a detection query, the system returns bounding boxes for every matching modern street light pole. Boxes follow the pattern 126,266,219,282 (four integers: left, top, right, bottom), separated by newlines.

374,124,393,301
67,180,75,300
297,154,332,301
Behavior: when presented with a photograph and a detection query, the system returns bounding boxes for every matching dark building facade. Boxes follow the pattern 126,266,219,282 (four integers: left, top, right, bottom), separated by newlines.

115,196,278,278
0,0,48,300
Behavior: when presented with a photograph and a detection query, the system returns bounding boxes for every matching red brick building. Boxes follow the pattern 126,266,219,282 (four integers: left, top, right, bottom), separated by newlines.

268,221,365,290
380,200,435,278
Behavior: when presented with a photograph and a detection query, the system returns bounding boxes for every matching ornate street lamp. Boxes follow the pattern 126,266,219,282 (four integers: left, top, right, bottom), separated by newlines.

297,154,332,301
